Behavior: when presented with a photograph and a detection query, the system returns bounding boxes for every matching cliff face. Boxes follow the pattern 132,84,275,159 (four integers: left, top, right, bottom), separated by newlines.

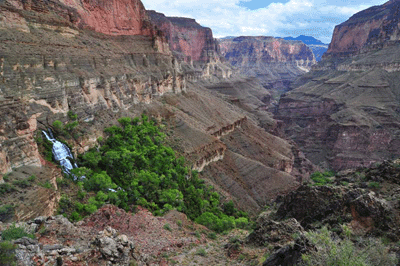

0,0,182,173
218,36,316,95
276,0,400,170
147,10,220,64
325,0,400,58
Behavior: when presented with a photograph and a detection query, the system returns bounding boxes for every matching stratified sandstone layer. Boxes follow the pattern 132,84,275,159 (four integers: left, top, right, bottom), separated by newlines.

148,10,220,64
276,0,400,170
218,36,316,94
325,0,400,57
0,0,181,173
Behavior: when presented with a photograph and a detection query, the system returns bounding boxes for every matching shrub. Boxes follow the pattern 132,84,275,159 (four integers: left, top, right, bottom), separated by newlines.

0,241,16,266
12,179,30,188
195,248,207,257
0,183,16,195
310,171,334,186
1,224,35,241
0,204,14,222
368,182,380,189
302,226,397,266
163,223,172,232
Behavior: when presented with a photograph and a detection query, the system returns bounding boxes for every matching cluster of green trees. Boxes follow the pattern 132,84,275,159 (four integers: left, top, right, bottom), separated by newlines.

310,171,335,186
63,115,248,231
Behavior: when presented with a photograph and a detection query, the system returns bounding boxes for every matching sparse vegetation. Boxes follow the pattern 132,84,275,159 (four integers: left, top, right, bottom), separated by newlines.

302,226,397,266
0,241,17,266
163,223,172,232
1,224,35,241
195,248,207,257
310,171,335,186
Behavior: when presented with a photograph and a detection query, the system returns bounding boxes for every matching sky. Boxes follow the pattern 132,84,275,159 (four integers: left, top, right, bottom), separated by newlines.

141,0,388,44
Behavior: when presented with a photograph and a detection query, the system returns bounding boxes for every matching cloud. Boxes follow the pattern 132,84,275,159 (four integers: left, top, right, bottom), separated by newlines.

142,0,387,43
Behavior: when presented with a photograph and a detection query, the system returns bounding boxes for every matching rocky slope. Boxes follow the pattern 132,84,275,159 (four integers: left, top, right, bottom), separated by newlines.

276,0,400,170
218,36,316,98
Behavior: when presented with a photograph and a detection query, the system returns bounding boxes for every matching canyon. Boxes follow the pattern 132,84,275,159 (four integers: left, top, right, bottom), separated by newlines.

276,0,400,170
2,0,400,265
218,36,316,102
0,0,315,221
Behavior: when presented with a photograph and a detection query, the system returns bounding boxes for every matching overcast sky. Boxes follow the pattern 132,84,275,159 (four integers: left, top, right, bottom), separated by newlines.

141,0,387,44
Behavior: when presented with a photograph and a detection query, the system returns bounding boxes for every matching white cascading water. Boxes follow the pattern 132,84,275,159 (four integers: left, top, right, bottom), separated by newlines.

42,130,78,176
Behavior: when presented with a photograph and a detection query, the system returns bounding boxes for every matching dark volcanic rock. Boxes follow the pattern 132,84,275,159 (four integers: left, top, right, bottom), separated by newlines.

275,185,394,235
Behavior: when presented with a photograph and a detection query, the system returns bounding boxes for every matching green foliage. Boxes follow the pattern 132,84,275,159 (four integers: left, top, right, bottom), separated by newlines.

302,226,397,266
0,205,14,222
163,223,172,232
52,120,63,132
12,179,30,188
1,224,35,241
0,183,16,196
38,180,53,189
195,248,207,257
36,133,54,162
28,175,36,182
207,232,217,240
368,182,380,189
310,171,335,186
67,111,78,120
0,241,17,266
68,115,248,231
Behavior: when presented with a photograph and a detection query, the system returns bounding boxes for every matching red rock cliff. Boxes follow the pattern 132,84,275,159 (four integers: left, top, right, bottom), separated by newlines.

276,0,400,171
218,36,316,95
147,10,221,64
325,0,400,57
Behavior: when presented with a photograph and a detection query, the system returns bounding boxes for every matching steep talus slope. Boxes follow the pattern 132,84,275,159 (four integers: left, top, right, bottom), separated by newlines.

144,79,314,213
218,36,316,98
277,0,400,170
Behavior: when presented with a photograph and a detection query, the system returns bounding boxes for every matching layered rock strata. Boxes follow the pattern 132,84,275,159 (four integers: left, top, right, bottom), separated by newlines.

276,0,400,170
218,36,316,95
0,0,182,173
148,10,232,79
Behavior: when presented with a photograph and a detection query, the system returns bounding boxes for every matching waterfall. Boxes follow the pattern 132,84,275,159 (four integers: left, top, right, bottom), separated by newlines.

42,129,79,177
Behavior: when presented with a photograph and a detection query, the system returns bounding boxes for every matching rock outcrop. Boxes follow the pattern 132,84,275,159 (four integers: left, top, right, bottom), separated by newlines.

325,0,400,58
218,36,316,96
276,0,400,170
148,10,220,64
147,10,232,80
1,205,207,265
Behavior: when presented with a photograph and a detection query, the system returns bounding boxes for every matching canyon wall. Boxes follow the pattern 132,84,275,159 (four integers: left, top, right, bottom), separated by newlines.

0,0,183,173
147,10,232,79
218,36,316,95
276,0,400,170
325,0,400,58
0,0,315,214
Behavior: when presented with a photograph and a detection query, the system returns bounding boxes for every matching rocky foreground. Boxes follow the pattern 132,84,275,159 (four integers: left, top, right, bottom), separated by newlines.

3,160,400,265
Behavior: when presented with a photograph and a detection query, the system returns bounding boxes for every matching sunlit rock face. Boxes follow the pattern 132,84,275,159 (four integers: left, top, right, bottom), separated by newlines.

276,0,400,171
0,0,183,173
325,0,400,58
218,36,316,92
